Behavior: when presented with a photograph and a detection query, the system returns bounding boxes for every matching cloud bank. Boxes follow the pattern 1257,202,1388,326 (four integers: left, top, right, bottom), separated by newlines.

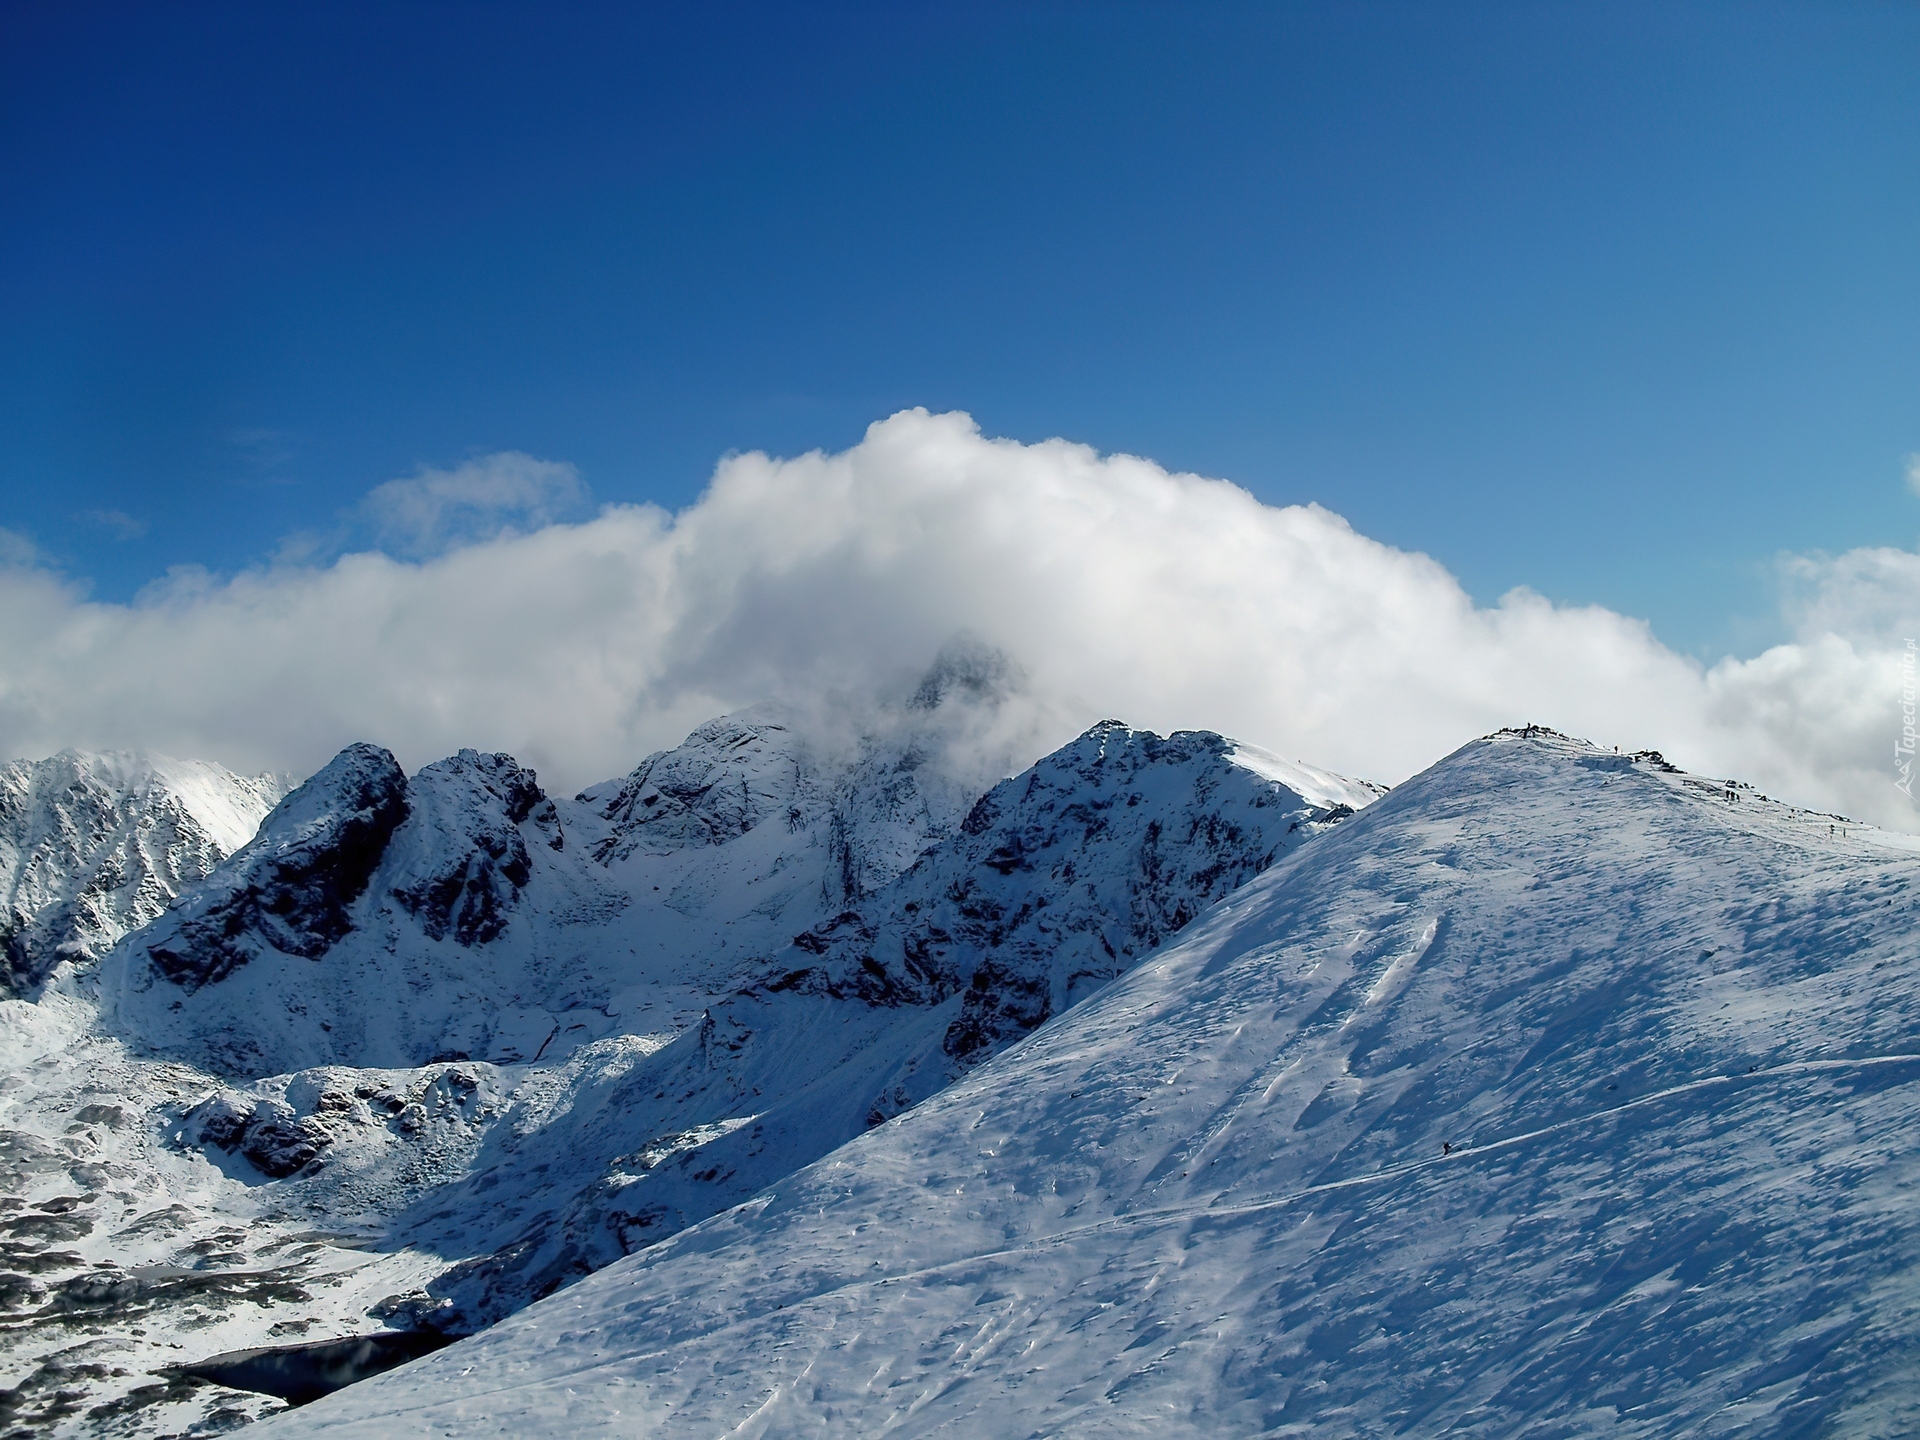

1,409,1911,828
360,451,588,556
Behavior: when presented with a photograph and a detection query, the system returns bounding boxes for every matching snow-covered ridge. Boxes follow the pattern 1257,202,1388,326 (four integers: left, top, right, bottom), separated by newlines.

768,721,1382,1078
264,727,1920,1439
0,751,289,994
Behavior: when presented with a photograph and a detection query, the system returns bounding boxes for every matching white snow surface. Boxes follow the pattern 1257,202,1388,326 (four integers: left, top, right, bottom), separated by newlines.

0,687,1378,1436
263,729,1920,1439
0,751,289,991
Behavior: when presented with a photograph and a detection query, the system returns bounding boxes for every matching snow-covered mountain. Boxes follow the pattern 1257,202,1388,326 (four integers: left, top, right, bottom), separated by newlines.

379,722,1375,1331
0,679,1379,1436
95,687,1050,1079
0,751,289,995
263,729,1920,1440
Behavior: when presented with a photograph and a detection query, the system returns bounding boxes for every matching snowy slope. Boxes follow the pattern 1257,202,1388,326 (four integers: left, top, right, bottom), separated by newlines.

266,729,1920,1439
0,692,1376,1435
0,752,288,994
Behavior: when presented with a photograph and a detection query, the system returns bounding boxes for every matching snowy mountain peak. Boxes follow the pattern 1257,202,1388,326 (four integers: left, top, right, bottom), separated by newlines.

908,632,1021,712
774,721,1382,1070
577,714,807,863
92,740,625,1079
389,749,558,947
143,743,410,992
0,749,289,993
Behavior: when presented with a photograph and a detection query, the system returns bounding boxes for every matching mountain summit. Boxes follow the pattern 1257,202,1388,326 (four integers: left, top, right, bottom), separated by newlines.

0,750,289,994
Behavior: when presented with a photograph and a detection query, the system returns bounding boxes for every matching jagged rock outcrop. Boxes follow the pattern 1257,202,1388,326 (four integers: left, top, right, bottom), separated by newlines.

0,751,287,993
99,742,616,1078
771,722,1382,1064
390,751,559,946
145,745,410,992
184,1065,497,1180
581,717,808,863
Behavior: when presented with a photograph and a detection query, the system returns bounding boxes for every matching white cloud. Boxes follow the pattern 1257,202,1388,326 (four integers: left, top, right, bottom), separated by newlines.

0,409,1912,829
360,452,587,555
81,508,148,541
1905,452,1920,497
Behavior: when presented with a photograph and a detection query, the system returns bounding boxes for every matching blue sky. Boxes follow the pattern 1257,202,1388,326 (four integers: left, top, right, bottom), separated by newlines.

3,0,1916,659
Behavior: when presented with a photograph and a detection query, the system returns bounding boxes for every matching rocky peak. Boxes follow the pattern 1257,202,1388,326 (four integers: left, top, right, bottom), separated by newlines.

388,750,559,947
0,750,288,993
578,715,811,863
145,744,410,991
773,721,1383,1073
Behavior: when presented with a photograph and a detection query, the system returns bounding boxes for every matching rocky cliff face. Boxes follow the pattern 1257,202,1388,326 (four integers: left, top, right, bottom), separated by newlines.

575,701,995,917
0,751,288,994
145,745,411,992
772,722,1382,1072
389,750,561,947
106,743,604,1079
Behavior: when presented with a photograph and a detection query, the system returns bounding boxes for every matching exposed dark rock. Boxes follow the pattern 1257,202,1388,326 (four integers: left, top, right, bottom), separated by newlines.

942,959,1052,1062
391,750,548,946
148,744,409,991
186,1093,342,1180
0,1211,92,1246
366,1290,456,1331
773,722,1378,1076
34,1262,311,1317
0,1129,71,1191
